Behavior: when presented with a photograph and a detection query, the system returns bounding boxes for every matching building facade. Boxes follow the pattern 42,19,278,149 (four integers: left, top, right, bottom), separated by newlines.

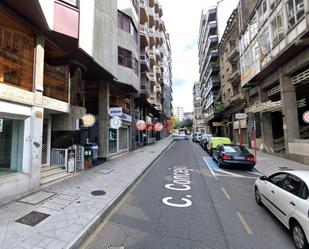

218,9,248,145
193,81,206,132
238,0,309,163
0,0,172,204
175,106,184,121
198,7,223,136
137,0,173,146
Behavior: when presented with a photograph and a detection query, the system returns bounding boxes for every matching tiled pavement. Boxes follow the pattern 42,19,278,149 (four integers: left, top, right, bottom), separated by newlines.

251,149,309,176
0,137,174,249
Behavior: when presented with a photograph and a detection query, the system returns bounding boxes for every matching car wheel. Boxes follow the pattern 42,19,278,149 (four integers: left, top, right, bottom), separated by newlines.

292,222,309,249
255,187,262,206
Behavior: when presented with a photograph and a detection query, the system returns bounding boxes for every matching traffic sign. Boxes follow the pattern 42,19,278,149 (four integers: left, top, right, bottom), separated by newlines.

235,113,247,120
303,111,309,124
110,117,122,129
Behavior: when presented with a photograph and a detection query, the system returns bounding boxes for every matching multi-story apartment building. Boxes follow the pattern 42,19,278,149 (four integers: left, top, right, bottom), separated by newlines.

138,0,172,145
0,0,172,204
198,7,222,135
193,81,206,132
175,106,184,121
219,9,247,145
238,0,309,163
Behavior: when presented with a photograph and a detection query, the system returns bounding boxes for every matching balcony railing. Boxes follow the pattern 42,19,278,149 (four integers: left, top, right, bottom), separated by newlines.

140,50,150,69
228,46,239,63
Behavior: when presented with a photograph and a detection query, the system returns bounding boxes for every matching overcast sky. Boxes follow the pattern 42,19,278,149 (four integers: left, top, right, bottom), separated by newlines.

160,0,239,113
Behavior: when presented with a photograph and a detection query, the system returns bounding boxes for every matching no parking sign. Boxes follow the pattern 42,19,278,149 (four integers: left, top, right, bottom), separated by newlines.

303,111,309,124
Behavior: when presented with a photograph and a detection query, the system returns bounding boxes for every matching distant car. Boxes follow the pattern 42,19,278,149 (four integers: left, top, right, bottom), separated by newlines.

173,131,188,140
207,137,232,155
200,134,213,150
192,132,202,142
196,133,202,143
212,144,255,170
255,171,309,249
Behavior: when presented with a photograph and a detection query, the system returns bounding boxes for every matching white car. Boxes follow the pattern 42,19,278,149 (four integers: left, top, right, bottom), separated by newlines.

255,171,309,249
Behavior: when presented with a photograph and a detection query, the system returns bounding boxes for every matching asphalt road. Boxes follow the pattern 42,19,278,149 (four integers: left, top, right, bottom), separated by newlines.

81,140,295,249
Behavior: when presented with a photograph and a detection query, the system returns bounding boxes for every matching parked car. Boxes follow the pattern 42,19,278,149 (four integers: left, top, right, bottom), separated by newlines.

255,171,309,249
200,134,213,150
192,132,202,143
207,137,232,155
212,144,255,170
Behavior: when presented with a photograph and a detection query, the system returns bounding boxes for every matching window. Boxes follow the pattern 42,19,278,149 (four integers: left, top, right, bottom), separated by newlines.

270,0,280,10
269,173,288,187
282,175,302,197
223,145,247,153
118,11,138,43
118,47,132,68
271,10,284,46
286,0,305,29
259,27,271,59
0,24,34,91
118,47,139,75
257,0,268,26
0,118,24,173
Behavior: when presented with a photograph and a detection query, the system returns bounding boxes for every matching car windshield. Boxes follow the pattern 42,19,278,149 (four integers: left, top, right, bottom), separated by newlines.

223,145,247,153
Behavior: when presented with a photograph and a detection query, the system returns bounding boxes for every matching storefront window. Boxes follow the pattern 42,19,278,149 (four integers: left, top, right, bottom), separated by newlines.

0,118,24,175
43,63,69,102
109,129,117,154
0,25,34,91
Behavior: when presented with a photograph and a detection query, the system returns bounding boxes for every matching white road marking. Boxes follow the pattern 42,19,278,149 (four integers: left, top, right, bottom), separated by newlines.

221,187,231,200
202,157,218,180
237,212,253,235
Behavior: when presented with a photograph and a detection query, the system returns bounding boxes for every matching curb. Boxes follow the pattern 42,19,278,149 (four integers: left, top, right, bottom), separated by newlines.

66,138,175,249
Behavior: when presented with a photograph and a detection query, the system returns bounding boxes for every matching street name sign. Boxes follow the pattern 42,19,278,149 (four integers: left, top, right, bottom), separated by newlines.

235,113,247,120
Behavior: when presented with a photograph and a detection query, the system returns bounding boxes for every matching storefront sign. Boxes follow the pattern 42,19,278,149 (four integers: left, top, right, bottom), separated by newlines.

234,120,247,129
35,111,43,119
109,107,123,117
212,122,222,127
110,117,122,129
82,114,96,127
136,120,147,131
0,119,3,132
235,113,247,120
303,111,309,124
120,113,132,123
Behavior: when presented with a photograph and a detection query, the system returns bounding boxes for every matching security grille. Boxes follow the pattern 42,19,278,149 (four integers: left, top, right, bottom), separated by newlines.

292,68,309,85
41,120,48,166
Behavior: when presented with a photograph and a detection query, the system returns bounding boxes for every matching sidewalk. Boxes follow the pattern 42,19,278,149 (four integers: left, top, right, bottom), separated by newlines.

252,149,309,176
0,137,174,249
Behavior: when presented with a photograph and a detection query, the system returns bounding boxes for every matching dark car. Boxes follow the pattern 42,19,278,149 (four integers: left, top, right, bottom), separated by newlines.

212,144,255,170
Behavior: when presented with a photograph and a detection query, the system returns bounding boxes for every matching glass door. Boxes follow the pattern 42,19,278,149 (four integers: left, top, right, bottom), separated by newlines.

109,128,118,154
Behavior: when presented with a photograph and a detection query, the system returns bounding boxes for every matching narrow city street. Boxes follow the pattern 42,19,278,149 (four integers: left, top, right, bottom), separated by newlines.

82,140,295,249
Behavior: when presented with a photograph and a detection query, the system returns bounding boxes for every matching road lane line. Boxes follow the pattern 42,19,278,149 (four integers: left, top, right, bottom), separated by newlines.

236,212,253,235
221,187,231,200
202,157,218,180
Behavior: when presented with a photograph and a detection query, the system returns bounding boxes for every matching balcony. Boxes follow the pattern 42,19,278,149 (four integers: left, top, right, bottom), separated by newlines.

154,84,161,92
139,24,149,48
140,50,150,72
148,48,156,65
203,77,220,99
148,95,156,105
155,66,161,76
148,72,156,83
141,81,150,96
155,29,161,44
155,13,160,29
228,46,239,63
148,7,155,27
228,69,240,86
214,101,224,113
148,27,156,46
230,93,243,103
159,4,163,17
139,0,149,23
